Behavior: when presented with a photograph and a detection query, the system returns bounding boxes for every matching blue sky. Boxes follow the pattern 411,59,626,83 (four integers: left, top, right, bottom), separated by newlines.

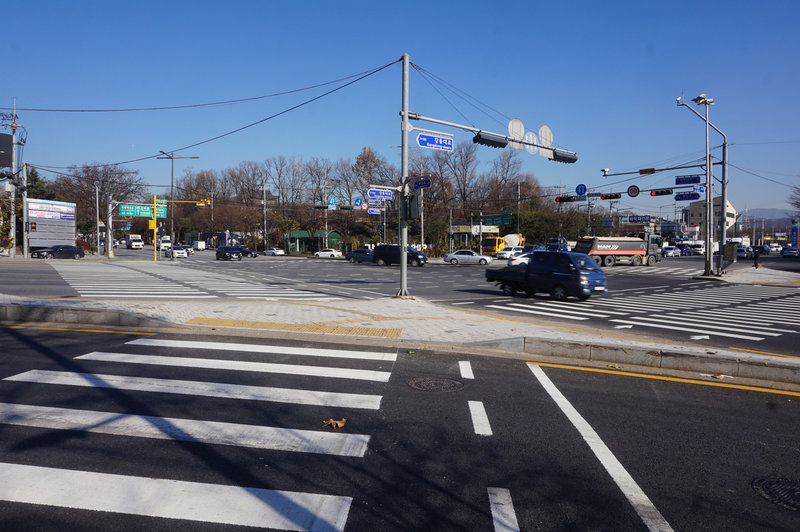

5,1,799,217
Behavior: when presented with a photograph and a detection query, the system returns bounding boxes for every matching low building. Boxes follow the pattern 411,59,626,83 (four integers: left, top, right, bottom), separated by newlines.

687,197,737,237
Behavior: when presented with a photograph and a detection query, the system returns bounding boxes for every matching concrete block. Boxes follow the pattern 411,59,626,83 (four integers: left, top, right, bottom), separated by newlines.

589,345,662,368
525,338,592,360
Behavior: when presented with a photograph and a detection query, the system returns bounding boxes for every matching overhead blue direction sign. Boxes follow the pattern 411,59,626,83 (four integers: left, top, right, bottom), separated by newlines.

675,192,701,201
675,175,702,185
414,178,431,190
368,189,393,199
416,133,453,152
368,209,381,215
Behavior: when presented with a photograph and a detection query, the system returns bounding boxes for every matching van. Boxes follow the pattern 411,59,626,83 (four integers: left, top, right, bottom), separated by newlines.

526,251,607,301
372,245,427,266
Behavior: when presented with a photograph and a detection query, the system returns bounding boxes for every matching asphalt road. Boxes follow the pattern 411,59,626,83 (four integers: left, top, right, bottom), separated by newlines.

0,327,797,530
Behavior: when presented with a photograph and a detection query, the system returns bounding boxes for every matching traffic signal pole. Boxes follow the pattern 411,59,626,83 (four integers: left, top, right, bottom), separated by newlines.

398,53,410,297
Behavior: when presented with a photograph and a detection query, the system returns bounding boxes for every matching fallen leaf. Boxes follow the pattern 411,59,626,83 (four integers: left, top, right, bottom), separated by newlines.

323,418,347,430
607,363,621,369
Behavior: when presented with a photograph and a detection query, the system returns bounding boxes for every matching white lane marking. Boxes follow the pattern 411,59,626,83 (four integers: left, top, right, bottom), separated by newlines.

487,487,520,532
459,361,474,379
628,316,784,336
468,401,493,436
0,462,351,531
485,305,588,320
6,370,382,410
608,319,764,340
0,403,369,457
76,294,219,299
528,365,673,532
77,352,391,382
507,302,614,318
127,338,397,361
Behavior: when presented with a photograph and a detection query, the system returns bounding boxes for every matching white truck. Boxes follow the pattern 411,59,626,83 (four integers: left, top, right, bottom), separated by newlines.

125,234,144,250
156,236,172,251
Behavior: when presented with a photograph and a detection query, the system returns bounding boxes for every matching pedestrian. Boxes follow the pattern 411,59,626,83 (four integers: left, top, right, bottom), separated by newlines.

753,247,760,269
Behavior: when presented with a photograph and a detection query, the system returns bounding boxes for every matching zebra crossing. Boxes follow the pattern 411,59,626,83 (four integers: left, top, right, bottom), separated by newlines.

0,338,397,529
603,265,704,277
50,262,341,301
486,284,800,342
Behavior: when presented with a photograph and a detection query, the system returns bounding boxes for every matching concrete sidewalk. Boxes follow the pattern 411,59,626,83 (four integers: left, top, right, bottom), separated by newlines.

1,260,799,385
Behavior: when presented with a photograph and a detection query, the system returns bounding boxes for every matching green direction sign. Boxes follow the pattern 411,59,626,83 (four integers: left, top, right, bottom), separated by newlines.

119,204,166,218
484,215,512,225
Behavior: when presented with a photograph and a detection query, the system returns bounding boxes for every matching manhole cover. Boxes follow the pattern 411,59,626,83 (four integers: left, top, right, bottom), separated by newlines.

752,478,800,511
408,377,463,392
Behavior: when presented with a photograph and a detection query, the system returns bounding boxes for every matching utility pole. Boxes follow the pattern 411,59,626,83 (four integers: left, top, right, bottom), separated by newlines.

158,151,199,255
9,100,18,258
398,52,410,297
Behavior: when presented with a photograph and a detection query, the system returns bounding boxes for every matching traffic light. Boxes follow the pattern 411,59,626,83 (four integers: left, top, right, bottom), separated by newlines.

314,205,329,210
551,150,578,164
555,195,578,203
600,193,621,200
340,206,353,210
30,222,37,232
650,189,673,196
473,132,508,149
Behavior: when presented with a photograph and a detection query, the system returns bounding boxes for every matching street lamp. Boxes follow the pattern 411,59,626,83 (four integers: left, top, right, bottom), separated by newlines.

158,151,199,257
677,95,728,276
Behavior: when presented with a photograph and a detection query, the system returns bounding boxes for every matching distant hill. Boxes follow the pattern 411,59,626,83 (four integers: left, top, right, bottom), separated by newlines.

745,208,797,221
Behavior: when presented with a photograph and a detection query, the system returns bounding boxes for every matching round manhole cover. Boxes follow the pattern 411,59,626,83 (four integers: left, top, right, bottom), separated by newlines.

752,478,800,511
408,377,463,392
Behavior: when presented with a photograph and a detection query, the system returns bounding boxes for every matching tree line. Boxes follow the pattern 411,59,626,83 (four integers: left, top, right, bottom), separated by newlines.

7,143,610,254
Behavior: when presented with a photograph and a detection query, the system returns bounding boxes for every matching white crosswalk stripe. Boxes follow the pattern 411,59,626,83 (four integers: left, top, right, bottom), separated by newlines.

484,284,800,341
50,261,340,301
0,338,397,529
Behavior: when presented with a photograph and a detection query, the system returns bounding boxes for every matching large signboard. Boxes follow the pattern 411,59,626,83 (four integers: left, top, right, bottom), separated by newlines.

26,198,77,248
119,204,166,218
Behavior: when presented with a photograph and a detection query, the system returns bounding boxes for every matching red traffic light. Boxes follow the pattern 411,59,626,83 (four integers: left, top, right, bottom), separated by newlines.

600,193,621,200
650,189,673,197
555,195,578,203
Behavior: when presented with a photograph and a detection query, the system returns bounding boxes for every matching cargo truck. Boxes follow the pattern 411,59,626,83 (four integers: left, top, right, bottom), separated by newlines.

481,233,525,257
571,234,663,267
125,234,144,250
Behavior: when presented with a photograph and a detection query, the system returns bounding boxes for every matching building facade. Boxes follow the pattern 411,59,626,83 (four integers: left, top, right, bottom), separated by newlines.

686,197,737,237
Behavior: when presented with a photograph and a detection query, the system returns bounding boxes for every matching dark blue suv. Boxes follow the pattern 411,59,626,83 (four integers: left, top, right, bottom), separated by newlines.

527,251,607,301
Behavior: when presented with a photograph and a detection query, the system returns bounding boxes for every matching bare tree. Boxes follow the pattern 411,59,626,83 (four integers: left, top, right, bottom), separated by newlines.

52,163,147,254
445,141,480,219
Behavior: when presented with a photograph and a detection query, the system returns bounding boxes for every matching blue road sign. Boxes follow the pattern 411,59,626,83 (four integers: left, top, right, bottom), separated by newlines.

354,198,362,207
675,192,701,201
693,185,705,193
675,175,702,185
575,183,587,196
416,133,453,151
328,197,336,205
368,199,382,206
414,178,431,190
368,189,393,199
368,209,381,215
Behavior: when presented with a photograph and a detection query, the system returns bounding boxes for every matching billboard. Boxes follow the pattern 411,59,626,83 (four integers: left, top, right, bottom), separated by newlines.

26,198,78,248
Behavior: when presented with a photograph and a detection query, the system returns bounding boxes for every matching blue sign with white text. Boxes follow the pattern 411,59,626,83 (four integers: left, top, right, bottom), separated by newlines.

417,133,453,151
675,192,701,201
368,189,393,199
675,175,702,185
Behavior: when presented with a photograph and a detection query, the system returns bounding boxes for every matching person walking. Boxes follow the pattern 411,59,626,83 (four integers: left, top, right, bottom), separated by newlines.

753,246,761,269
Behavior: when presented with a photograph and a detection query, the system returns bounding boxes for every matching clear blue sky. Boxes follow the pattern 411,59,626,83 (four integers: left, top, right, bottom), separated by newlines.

5,0,799,217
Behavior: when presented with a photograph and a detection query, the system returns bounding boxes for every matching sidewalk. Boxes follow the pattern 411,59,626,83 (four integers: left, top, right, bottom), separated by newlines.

1,259,799,385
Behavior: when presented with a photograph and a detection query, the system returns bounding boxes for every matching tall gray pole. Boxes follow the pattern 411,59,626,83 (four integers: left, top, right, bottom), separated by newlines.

398,53,410,297
717,140,728,274
9,102,17,259
22,163,28,258
95,184,101,255
703,103,713,276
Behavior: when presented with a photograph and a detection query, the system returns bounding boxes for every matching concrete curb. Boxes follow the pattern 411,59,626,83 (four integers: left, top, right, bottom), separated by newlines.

0,303,174,328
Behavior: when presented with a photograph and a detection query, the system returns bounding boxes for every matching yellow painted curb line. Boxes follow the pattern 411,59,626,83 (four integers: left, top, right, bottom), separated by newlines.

186,317,402,338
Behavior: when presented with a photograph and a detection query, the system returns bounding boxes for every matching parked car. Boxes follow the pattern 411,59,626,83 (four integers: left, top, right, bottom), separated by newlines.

486,251,607,301
508,252,533,267
30,245,85,259
495,246,524,260
165,245,188,258
215,246,243,261
346,249,373,263
757,245,771,255
314,248,342,258
372,245,427,267
782,246,799,258
263,248,285,256
233,245,258,258
686,244,705,256
736,246,752,259
770,243,783,254
443,249,492,265
661,246,681,257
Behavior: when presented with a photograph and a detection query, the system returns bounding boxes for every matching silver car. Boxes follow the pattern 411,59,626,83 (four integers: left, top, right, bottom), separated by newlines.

442,249,492,265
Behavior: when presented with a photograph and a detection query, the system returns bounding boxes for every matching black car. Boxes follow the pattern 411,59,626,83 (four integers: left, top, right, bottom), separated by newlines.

371,245,427,267
215,246,243,261
30,245,85,259
346,249,373,263
234,245,258,258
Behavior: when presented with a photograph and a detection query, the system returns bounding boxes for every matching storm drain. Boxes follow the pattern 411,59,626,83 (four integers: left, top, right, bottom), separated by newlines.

408,377,463,392
752,478,800,511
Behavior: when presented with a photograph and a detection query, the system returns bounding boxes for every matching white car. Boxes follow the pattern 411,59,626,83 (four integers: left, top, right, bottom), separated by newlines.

165,245,188,258
314,248,342,258
661,246,681,257
263,248,286,256
508,252,533,266
496,246,524,260
442,249,492,265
